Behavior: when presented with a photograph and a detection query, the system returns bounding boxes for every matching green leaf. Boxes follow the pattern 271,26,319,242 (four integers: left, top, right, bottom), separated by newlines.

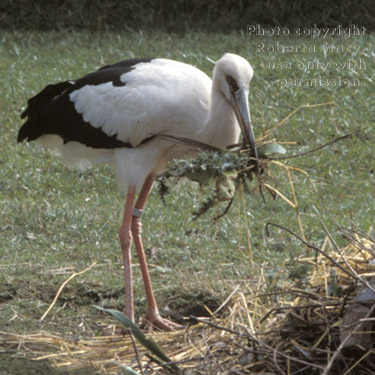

184,168,214,185
93,306,180,372
216,176,236,201
258,143,287,157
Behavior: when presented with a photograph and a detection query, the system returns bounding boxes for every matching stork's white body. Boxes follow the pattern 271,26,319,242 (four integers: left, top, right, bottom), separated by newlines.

18,54,255,330
40,58,241,193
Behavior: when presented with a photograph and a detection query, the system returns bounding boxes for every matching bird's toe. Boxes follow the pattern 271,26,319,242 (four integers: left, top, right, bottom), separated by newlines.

145,312,183,332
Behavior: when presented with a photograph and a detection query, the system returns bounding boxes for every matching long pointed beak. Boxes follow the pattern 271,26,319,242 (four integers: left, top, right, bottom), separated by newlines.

232,88,259,164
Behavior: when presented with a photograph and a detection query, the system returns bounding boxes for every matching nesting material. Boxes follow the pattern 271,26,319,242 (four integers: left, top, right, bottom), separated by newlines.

1,233,374,374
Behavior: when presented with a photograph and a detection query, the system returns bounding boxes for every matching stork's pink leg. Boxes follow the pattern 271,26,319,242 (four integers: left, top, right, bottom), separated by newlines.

119,186,137,322
132,174,182,331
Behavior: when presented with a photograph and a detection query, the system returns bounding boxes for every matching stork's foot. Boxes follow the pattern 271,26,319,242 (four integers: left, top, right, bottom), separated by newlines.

145,311,182,332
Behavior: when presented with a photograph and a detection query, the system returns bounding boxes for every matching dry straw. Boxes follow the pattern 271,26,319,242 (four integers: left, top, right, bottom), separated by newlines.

2,232,374,374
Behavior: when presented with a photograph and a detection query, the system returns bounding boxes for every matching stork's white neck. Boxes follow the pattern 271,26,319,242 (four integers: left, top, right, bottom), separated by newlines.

202,82,241,149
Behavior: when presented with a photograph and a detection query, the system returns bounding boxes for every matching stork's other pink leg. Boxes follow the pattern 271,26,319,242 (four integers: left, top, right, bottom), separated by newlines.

132,174,182,331
119,186,136,322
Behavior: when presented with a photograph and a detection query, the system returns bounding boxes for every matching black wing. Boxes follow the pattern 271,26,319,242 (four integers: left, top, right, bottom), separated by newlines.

18,58,154,149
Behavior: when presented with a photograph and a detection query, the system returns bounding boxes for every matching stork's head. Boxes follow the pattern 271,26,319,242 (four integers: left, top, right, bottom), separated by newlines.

213,53,258,162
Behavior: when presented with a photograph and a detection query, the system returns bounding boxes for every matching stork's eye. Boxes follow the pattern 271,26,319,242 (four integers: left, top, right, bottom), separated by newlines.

225,75,239,92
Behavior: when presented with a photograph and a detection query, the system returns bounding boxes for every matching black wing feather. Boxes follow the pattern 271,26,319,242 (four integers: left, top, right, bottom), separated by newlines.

18,58,154,149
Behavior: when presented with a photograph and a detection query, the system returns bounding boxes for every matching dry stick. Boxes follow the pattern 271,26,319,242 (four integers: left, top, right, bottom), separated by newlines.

241,186,254,273
127,328,145,375
345,225,375,245
336,226,375,260
342,350,375,375
189,316,242,336
309,181,373,260
213,285,240,316
241,326,325,371
192,317,324,372
162,355,209,367
40,262,97,321
336,224,375,258
201,330,225,373
266,223,375,373
259,301,344,324
273,342,287,375
213,198,233,222
317,215,375,294
286,168,307,254
321,302,375,375
308,184,375,291
266,134,352,161
311,205,375,294
237,192,242,244
243,101,335,150
269,102,335,134
342,230,375,257
265,223,372,290
262,183,296,208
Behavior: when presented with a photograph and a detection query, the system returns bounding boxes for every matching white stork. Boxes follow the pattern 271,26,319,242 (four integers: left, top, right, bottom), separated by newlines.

18,53,257,331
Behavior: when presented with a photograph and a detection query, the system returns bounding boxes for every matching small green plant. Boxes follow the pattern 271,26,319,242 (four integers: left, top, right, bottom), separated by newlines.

94,306,180,373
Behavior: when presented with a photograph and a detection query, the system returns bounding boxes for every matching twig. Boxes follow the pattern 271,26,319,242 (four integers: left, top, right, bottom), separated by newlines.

260,301,344,324
345,225,375,245
191,315,325,373
342,230,375,256
241,326,325,371
127,328,145,375
40,262,97,321
265,223,371,288
266,134,352,161
213,285,240,316
341,350,374,375
270,102,335,133
201,330,225,373
273,342,287,375
321,302,375,375
213,198,233,222
162,356,208,367
316,214,375,293
189,316,242,336
160,134,221,152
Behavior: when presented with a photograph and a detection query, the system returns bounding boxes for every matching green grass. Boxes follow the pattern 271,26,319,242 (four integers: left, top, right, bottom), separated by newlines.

0,29,374,350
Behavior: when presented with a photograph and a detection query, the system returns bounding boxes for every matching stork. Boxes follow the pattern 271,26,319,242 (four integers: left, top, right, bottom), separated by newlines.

18,53,258,331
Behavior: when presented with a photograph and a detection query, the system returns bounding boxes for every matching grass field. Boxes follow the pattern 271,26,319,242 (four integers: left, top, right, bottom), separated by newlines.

0,29,374,373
